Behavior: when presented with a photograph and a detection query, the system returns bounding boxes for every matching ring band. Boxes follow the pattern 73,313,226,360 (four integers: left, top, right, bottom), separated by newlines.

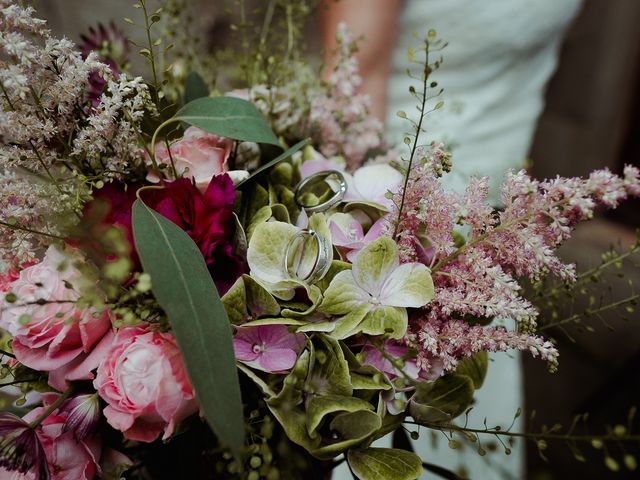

294,170,348,214
284,229,333,283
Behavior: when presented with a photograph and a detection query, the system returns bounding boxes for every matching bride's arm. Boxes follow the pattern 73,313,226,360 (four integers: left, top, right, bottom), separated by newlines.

319,0,403,121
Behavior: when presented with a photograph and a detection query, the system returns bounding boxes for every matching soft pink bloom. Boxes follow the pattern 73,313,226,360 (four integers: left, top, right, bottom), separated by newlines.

329,213,385,262
309,24,385,170
343,164,403,210
233,324,306,373
11,392,131,480
0,246,114,391
299,152,344,179
361,341,421,381
149,126,236,192
299,156,403,210
94,326,198,442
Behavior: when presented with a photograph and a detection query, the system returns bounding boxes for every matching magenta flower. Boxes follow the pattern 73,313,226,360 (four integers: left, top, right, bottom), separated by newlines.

60,394,101,441
0,412,49,480
91,175,245,294
233,325,306,373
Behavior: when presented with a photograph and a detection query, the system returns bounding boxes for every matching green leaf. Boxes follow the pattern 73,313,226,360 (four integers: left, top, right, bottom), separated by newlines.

310,410,382,459
347,448,422,480
160,96,279,147
235,138,310,189
410,374,475,424
455,351,488,389
183,71,209,105
306,395,374,437
131,199,244,452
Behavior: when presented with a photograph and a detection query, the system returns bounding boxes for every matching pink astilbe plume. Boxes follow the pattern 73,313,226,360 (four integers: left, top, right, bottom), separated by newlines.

406,316,559,373
389,156,640,371
309,23,385,170
387,143,457,264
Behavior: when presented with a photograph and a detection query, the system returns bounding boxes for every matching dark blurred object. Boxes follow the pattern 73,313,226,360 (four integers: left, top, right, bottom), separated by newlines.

527,1,640,478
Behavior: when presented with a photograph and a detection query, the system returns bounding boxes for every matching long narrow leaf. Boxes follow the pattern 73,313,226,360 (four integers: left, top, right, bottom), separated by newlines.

234,138,310,189
132,199,244,452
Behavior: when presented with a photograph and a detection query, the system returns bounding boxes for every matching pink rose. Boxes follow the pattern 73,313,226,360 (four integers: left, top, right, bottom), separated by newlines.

0,246,114,391
149,126,234,192
94,326,198,442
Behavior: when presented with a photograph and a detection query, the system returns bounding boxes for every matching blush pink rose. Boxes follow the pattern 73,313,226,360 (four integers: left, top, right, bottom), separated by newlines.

94,326,198,442
0,246,114,391
149,126,235,192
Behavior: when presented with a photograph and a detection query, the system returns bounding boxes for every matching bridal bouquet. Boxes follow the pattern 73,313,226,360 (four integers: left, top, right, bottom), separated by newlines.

1,2,639,479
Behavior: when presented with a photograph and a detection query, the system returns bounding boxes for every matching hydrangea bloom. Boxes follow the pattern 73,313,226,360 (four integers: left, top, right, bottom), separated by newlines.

233,324,306,373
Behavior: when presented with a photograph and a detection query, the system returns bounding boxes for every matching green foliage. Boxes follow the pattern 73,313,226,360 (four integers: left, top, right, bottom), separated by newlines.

409,374,475,425
155,96,280,147
131,198,244,452
347,448,422,480
455,352,489,389
235,138,310,189
266,335,384,459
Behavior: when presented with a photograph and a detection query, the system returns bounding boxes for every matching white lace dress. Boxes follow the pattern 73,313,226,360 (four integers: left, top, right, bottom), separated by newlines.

335,1,581,478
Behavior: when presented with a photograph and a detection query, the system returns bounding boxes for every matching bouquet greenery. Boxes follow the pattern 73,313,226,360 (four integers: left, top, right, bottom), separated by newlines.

0,2,639,479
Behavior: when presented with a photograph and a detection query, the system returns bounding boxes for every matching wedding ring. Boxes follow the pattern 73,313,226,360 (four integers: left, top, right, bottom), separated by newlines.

284,229,333,283
294,170,348,214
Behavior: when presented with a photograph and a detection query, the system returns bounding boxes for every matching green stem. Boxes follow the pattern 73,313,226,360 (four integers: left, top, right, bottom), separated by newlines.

405,421,640,443
29,386,73,428
0,219,66,241
535,245,639,302
140,0,160,106
0,378,38,388
538,293,640,332
393,40,431,240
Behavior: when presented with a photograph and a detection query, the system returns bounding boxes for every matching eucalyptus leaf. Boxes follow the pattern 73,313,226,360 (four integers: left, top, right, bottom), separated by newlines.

166,96,280,146
131,199,244,452
347,448,422,480
235,138,310,189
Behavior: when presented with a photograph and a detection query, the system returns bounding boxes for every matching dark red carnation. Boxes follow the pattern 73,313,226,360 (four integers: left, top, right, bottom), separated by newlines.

91,175,245,294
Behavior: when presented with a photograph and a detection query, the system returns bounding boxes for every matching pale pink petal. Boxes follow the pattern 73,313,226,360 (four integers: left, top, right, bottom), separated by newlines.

258,348,298,373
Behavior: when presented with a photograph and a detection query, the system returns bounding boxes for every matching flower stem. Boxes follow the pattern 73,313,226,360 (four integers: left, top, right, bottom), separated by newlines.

393,40,431,241
405,420,640,443
29,386,73,429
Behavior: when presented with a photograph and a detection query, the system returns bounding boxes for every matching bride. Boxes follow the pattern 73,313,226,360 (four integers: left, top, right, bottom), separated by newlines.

320,1,582,478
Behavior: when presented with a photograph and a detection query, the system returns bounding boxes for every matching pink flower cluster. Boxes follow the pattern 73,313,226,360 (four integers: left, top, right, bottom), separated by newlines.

388,155,640,371
0,249,198,449
309,23,386,170
406,317,559,373
0,247,114,391
0,394,131,480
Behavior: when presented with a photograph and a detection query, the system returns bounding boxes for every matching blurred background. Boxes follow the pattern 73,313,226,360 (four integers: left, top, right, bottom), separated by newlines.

35,0,640,478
